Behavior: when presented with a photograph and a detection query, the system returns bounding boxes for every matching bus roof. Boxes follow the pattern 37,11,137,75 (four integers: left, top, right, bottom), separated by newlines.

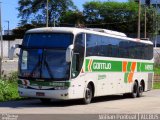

26,27,153,45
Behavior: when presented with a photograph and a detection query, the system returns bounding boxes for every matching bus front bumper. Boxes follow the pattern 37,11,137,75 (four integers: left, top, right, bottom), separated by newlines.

18,87,70,100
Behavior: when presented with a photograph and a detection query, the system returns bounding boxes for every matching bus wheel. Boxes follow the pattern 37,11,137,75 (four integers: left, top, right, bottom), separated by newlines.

40,98,51,104
83,84,93,104
137,85,143,97
130,82,138,98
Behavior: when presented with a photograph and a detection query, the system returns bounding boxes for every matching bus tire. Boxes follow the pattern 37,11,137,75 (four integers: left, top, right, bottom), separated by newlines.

137,85,143,97
40,98,51,104
130,81,138,98
83,84,93,104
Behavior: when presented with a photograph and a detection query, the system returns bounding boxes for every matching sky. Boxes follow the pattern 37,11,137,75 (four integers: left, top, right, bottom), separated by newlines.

2,0,127,30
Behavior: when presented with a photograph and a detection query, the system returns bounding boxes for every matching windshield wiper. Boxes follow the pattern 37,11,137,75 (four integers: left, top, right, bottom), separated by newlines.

29,53,42,78
43,52,54,79
27,49,54,79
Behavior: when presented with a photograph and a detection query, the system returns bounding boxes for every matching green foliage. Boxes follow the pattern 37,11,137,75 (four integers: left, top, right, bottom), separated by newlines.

60,11,85,27
153,82,160,89
83,1,138,32
83,1,157,34
0,72,21,102
83,1,102,24
16,1,159,36
154,66,160,75
12,24,36,39
141,6,160,35
17,0,77,26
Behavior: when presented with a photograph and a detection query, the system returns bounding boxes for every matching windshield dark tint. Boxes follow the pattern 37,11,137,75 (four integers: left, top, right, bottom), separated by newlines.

23,33,73,48
19,49,70,80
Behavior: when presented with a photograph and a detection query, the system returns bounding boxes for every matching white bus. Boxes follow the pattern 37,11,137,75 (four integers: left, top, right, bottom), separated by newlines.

14,27,154,104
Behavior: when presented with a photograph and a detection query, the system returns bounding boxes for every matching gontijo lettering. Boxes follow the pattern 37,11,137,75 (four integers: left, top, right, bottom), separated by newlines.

93,62,111,70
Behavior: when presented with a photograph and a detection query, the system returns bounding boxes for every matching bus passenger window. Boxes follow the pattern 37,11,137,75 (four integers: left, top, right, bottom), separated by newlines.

72,33,85,78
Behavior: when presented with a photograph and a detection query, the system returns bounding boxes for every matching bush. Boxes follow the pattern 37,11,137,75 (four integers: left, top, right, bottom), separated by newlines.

153,82,160,89
0,72,21,102
154,66,160,75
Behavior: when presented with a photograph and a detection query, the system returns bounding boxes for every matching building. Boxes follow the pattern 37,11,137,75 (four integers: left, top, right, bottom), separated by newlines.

4,30,13,35
141,0,160,13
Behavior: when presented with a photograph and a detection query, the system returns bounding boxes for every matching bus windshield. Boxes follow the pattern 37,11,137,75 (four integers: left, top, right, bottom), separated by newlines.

19,33,73,80
22,33,73,48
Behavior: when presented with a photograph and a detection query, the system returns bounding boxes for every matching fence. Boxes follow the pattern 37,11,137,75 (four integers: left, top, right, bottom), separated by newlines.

154,74,160,82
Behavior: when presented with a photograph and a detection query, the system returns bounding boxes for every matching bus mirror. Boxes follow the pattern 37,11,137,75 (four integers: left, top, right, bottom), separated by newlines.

15,44,22,48
66,45,74,62
16,53,20,57
9,44,21,60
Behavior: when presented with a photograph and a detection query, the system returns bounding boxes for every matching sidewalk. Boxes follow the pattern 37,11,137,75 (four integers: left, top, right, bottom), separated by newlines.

2,57,18,63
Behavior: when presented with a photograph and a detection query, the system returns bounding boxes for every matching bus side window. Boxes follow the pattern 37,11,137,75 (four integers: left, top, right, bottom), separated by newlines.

72,33,85,78
72,53,80,75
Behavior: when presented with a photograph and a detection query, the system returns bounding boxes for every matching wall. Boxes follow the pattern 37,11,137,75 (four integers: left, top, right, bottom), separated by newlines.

0,39,22,58
154,47,160,66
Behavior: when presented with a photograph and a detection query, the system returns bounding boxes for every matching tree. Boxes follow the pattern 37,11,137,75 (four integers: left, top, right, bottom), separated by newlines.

83,1,139,33
83,1,159,36
60,11,85,27
83,1,102,24
12,24,36,39
17,0,77,26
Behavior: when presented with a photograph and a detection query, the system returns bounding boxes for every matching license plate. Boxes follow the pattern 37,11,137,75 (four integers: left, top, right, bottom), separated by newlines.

36,92,45,96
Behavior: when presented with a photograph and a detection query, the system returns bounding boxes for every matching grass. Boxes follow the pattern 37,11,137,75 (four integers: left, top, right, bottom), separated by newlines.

0,72,21,102
154,66,160,75
154,66,160,89
153,82,160,89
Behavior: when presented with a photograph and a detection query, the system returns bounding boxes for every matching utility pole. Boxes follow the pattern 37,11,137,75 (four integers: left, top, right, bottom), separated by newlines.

0,2,3,77
155,0,158,48
5,21,9,35
144,6,147,38
5,20,10,58
46,0,49,27
145,0,151,39
0,2,3,59
138,0,141,39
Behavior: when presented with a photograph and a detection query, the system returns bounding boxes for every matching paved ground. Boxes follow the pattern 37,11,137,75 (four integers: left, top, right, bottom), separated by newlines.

0,90,160,114
2,58,18,75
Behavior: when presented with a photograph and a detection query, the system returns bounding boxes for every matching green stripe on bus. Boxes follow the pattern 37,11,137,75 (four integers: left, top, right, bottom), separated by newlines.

85,59,153,72
127,62,132,72
87,59,122,72
137,62,141,72
137,62,154,72
85,59,90,72
124,73,129,83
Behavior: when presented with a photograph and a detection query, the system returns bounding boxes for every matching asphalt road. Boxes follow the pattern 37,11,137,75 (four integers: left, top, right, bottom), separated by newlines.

0,90,160,114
